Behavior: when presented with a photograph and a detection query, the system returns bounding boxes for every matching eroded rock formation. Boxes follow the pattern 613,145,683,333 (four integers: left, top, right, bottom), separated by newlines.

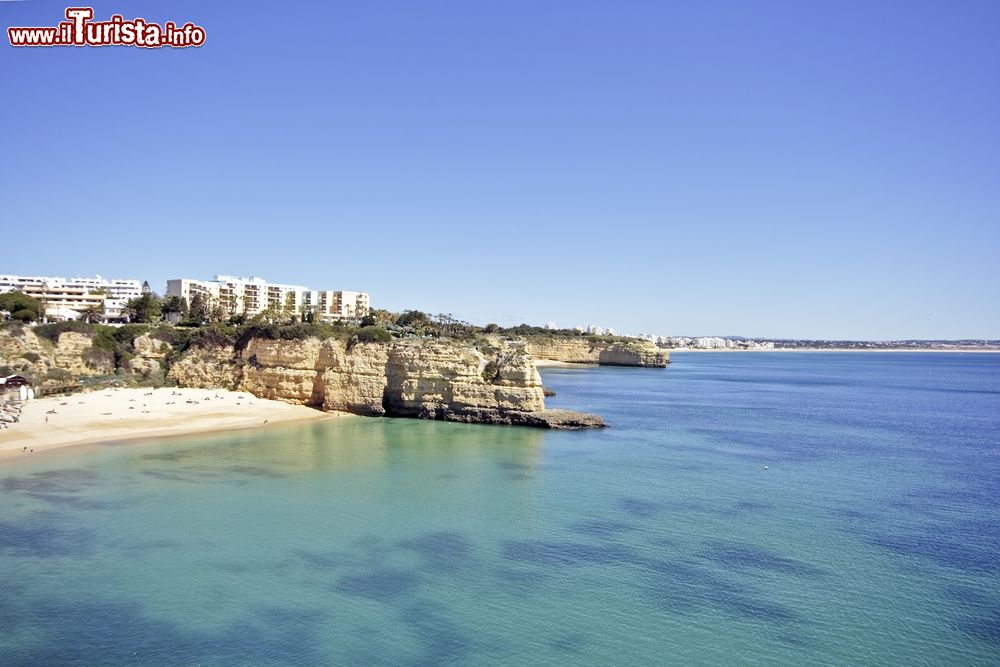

0,327,114,383
0,324,608,428
522,337,669,367
168,337,604,429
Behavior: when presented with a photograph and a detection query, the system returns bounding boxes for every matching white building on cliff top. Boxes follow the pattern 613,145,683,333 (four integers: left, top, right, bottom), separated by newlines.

0,274,142,321
166,275,370,323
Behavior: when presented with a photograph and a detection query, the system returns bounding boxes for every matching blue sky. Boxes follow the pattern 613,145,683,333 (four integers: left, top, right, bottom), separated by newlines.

2,1,998,339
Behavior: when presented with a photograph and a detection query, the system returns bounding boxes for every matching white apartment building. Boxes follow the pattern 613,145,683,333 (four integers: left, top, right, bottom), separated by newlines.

313,290,370,321
169,275,310,316
166,275,370,323
0,274,142,321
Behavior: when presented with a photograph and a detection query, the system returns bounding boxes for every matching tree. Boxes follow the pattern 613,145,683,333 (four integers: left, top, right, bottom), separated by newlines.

209,300,228,323
187,293,208,324
261,304,282,323
124,294,162,323
78,302,105,324
298,304,318,324
365,308,395,327
161,295,184,318
396,310,430,328
0,292,44,322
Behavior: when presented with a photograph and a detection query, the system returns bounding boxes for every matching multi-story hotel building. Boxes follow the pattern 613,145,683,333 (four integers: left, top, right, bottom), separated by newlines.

166,275,370,323
0,275,143,321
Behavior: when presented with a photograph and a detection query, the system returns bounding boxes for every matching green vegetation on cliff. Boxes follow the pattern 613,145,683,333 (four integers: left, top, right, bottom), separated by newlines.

0,292,44,323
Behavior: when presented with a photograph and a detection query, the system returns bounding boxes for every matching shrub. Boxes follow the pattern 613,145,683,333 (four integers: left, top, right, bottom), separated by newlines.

0,321,25,335
234,322,356,352
187,323,239,350
91,328,118,352
34,321,94,343
148,325,173,343
11,309,36,322
116,350,135,370
482,360,500,383
354,326,391,343
84,347,115,369
44,368,73,381
153,325,191,349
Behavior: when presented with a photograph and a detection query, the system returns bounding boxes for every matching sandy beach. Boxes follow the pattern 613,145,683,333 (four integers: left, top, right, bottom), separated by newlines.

533,359,590,368
0,387,330,459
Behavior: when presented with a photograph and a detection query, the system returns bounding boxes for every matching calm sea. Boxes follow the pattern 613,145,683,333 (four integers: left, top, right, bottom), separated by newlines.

1,352,998,665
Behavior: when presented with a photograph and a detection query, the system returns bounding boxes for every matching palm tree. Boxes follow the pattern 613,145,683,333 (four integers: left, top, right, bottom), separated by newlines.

122,300,139,323
79,302,105,324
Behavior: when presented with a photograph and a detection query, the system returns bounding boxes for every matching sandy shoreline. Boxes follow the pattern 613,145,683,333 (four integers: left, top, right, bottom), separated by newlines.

533,359,593,368
0,387,331,460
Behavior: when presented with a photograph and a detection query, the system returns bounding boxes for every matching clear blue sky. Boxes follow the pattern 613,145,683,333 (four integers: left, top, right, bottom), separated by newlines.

3,1,998,339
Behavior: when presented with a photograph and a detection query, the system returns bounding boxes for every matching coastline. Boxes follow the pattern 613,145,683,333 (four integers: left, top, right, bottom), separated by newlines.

0,387,331,460
532,358,593,368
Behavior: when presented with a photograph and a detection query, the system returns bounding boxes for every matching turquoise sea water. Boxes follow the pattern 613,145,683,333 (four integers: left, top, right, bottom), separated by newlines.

1,352,999,665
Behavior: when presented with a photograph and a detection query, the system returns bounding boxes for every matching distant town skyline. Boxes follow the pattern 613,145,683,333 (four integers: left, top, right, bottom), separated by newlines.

3,1,998,339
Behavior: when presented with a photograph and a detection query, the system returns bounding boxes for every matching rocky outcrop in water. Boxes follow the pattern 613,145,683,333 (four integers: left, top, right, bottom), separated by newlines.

522,337,669,367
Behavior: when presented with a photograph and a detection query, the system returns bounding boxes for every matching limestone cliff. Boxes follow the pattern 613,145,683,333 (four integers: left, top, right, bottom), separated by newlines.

0,326,114,385
167,337,604,429
168,345,241,391
0,323,606,428
127,334,172,377
522,337,669,367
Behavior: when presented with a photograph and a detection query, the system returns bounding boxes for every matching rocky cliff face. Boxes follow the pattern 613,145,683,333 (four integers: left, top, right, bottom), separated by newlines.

167,337,603,429
168,345,241,391
0,324,606,428
0,326,49,376
127,334,171,377
523,338,669,367
0,327,114,383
